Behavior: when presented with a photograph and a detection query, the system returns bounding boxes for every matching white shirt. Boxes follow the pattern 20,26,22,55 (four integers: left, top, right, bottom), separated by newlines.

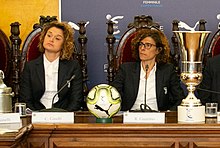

40,54,59,108
130,62,158,111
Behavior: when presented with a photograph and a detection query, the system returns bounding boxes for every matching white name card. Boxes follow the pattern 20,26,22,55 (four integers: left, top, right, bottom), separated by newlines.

217,112,220,122
0,123,22,134
32,112,74,124
0,113,20,123
123,112,165,124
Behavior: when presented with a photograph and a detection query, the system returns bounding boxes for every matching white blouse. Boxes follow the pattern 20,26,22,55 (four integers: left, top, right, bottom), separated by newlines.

40,54,59,108
131,62,158,111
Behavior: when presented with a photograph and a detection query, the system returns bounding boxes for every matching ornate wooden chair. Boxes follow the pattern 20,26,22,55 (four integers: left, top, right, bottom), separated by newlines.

0,28,11,85
106,15,161,83
9,22,22,104
206,23,220,58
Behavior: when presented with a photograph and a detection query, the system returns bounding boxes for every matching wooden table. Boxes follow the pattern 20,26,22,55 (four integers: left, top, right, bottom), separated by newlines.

25,111,220,148
1,111,220,148
0,123,31,148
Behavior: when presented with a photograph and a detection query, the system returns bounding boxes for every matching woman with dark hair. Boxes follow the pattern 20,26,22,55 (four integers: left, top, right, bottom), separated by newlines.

111,28,185,111
20,21,83,111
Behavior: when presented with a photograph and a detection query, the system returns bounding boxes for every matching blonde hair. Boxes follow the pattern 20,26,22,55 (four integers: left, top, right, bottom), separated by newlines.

38,21,75,60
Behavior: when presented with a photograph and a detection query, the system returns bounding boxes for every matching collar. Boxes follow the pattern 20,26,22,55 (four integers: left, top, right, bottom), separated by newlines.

140,62,157,79
43,54,59,65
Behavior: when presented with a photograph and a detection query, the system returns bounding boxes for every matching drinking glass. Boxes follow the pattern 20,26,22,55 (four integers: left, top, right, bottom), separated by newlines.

14,103,26,116
205,103,218,117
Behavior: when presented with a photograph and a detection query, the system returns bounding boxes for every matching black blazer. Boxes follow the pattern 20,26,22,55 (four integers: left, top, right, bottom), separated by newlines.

20,55,83,111
198,54,220,107
111,62,185,111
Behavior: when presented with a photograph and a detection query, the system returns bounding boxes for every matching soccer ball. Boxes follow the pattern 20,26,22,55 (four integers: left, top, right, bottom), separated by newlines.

86,84,121,118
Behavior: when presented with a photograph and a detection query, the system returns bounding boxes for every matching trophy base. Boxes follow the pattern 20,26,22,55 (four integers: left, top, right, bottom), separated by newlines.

180,99,201,107
178,106,205,123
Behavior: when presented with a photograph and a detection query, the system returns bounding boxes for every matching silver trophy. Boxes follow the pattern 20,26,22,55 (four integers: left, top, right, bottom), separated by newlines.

173,21,211,122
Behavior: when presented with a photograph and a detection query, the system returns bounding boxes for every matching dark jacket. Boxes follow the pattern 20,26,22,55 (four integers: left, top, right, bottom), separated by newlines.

198,54,220,107
20,55,83,111
110,62,185,111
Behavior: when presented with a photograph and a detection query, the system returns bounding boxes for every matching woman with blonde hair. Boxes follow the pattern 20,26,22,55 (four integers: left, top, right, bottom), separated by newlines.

20,21,83,111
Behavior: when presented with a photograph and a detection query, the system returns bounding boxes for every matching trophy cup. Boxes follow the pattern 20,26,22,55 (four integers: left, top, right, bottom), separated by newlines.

173,22,211,122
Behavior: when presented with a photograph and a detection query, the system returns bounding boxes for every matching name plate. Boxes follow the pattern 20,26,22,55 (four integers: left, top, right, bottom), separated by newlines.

0,113,20,123
32,112,74,124
217,112,220,122
123,112,165,124
0,123,22,134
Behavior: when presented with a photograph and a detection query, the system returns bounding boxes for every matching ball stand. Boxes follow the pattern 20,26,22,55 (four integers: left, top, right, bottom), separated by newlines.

96,118,112,123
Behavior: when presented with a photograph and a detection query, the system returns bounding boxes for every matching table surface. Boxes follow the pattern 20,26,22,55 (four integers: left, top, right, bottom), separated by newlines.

0,111,220,148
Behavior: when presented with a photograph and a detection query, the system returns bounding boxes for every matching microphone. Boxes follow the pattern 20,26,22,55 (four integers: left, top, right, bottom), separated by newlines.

39,74,75,112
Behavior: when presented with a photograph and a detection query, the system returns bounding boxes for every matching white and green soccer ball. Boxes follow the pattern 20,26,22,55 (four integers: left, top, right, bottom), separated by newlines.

86,84,121,118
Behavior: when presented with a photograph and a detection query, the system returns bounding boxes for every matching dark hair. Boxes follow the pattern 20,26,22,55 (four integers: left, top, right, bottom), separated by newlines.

38,21,75,60
131,28,170,64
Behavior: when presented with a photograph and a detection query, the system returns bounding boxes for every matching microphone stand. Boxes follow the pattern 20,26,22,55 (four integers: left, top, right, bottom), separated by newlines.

39,75,75,112
144,64,149,110
140,64,157,112
130,64,157,112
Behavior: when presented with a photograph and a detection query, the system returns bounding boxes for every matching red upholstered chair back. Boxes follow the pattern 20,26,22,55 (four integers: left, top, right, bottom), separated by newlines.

117,28,138,64
26,33,41,61
0,29,11,84
200,28,220,69
209,29,220,57
20,28,42,72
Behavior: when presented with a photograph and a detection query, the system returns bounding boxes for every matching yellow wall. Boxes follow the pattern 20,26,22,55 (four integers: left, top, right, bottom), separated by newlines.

0,0,59,46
